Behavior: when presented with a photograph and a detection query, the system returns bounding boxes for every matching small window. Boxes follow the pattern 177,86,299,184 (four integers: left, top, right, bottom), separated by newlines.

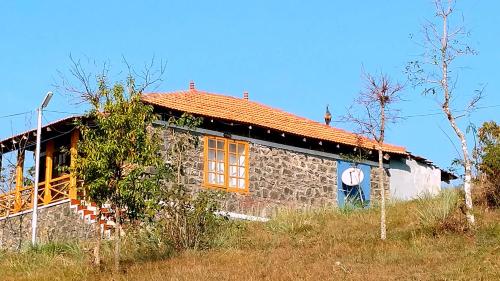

204,136,249,192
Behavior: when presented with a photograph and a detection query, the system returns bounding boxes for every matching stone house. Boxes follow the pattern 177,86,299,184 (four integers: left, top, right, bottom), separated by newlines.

141,82,456,218
0,82,455,248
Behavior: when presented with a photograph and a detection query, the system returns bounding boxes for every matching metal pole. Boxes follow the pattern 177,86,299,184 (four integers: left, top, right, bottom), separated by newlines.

31,92,52,246
31,107,43,246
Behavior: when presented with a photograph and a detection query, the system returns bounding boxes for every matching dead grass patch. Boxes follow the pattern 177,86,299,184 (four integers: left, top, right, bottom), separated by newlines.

1,194,499,281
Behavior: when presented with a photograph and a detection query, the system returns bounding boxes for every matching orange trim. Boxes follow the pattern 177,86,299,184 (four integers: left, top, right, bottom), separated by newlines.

202,135,249,193
14,150,24,211
43,140,54,205
69,129,79,199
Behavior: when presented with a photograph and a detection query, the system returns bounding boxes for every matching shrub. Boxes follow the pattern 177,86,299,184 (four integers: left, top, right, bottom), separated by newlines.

157,190,226,251
119,225,175,263
473,121,500,208
412,189,468,234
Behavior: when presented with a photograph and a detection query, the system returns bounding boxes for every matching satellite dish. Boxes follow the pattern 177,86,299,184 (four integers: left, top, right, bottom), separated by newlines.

341,167,364,186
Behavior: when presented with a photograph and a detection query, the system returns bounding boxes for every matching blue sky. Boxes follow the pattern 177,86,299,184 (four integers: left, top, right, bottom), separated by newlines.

0,1,498,173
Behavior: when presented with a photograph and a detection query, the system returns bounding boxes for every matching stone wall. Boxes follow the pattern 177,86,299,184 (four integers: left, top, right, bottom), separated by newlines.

0,202,94,251
163,128,338,218
370,167,390,201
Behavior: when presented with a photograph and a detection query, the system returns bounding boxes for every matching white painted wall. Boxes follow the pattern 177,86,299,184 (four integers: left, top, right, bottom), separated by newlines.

388,158,441,200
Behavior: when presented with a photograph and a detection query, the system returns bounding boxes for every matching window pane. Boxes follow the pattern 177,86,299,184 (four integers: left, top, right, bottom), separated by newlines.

208,173,216,184
229,143,236,153
238,155,245,166
217,162,225,173
238,179,245,189
229,165,237,177
208,161,216,172
208,150,215,160
217,140,225,149
229,177,237,187
216,151,225,161
238,144,245,155
238,167,245,177
218,174,225,184
208,139,216,148
229,154,237,165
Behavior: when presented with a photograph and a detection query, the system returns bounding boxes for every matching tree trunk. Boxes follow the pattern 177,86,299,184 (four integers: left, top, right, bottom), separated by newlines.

114,206,121,272
439,9,475,226
378,147,386,240
443,109,475,225
93,207,102,268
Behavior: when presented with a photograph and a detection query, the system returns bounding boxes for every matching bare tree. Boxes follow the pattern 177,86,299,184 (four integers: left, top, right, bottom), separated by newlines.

56,54,166,107
344,72,404,240
407,0,479,226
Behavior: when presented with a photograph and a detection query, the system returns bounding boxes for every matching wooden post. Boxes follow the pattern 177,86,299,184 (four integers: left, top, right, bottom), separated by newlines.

69,129,79,199
14,149,24,212
43,141,54,205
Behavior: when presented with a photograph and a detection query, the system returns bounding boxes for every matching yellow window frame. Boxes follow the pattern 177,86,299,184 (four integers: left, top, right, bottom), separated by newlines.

203,135,249,193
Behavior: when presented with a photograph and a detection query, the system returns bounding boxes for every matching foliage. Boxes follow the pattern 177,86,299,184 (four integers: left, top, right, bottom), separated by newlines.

267,207,334,236
473,121,500,207
412,189,467,234
476,121,500,180
76,76,168,220
74,74,172,270
155,190,226,250
1,199,499,280
106,226,175,263
26,241,84,257
150,113,227,250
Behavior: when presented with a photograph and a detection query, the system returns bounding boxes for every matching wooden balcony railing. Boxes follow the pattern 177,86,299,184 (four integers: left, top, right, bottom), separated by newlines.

0,174,79,218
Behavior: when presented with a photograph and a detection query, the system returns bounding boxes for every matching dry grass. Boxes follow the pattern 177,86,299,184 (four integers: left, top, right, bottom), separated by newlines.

1,195,499,281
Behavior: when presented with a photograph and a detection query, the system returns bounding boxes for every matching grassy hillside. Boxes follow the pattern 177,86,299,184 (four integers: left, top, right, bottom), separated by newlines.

1,192,499,281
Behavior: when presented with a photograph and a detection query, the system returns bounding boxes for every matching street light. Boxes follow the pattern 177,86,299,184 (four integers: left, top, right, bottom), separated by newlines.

31,92,53,246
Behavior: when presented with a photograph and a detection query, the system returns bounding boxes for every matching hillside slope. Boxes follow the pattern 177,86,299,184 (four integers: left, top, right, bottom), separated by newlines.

1,194,499,281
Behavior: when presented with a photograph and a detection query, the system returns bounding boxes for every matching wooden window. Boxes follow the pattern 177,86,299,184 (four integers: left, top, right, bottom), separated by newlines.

204,136,249,192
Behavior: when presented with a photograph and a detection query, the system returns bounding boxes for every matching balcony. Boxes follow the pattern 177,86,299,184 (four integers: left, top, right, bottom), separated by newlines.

0,121,80,219
0,174,81,217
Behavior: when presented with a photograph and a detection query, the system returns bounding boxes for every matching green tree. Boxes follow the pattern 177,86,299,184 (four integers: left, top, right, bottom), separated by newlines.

76,75,168,271
474,121,500,207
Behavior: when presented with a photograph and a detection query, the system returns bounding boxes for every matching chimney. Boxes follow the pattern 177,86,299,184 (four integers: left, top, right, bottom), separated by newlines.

324,105,332,126
189,81,195,90
243,91,249,100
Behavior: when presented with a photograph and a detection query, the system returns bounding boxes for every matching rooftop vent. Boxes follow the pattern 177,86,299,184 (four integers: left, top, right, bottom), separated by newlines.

243,91,249,100
324,105,332,126
189,81,195,90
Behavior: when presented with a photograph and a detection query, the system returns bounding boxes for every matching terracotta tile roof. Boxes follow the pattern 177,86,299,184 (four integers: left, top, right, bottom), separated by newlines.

142,88,407,155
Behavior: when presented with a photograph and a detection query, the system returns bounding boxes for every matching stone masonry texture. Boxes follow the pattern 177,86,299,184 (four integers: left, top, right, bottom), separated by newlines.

163,128,339,218
0,202,94,251
370,167,390,201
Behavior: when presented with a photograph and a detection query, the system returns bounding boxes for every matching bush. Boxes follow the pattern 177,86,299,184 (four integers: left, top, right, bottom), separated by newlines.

474,179,500,208
157,190,226,250
412,189,468,234
473,121,500,208
119,225,175,263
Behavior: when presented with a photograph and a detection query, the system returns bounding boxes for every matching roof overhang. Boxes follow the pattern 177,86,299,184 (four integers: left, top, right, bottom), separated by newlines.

0,116,81,154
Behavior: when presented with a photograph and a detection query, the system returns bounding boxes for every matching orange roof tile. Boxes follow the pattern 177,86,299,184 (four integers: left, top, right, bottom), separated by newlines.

142,88,407,155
